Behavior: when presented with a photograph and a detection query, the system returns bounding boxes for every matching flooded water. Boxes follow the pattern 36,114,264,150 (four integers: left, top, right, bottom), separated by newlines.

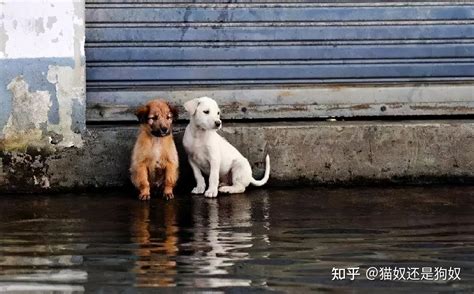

0,186,473,293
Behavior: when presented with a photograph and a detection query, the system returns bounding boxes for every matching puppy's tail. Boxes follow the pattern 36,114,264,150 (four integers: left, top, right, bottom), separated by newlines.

250,154,270,187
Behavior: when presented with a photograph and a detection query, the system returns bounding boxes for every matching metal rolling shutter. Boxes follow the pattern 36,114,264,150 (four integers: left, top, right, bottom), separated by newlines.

85,1,474,121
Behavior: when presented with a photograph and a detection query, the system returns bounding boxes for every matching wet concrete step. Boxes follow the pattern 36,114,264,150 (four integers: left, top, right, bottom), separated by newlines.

1,121,474,192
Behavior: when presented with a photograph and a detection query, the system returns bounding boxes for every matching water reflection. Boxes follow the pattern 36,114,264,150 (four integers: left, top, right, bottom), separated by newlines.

0,187,472,292
186,197,254,287
0,198,88,293
130,202,178,287
129,194,265,288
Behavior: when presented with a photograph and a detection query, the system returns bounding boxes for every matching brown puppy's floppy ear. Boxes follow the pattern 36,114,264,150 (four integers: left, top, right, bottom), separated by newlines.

135,105,149,123
167,102,179,120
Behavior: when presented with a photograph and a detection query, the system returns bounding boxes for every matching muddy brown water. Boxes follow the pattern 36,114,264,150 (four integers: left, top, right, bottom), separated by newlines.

0,186,473,293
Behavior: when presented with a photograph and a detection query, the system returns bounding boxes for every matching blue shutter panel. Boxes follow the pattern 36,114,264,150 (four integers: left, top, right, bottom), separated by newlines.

85,1,474,121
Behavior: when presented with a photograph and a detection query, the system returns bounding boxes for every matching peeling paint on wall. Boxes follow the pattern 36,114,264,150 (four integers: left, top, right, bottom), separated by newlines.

0,0,85,150
1,64,85,150
0,0,85,190
6,77,51,130
2,76,52,151
47,65,84,148
0,23,7,58
46,16,57,29
34,17,45,35
0,1,80,59
0,58,75,134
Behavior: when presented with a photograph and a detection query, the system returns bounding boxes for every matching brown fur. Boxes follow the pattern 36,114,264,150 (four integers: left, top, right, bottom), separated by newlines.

130,99,179,200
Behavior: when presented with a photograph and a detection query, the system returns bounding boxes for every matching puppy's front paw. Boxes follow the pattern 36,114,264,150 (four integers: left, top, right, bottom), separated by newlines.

191,185,206,194
163,192,174,200
139,192,150,201
204,188,218,198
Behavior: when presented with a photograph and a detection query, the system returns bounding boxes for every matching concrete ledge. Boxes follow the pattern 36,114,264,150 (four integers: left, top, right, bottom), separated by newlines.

1,120,474,193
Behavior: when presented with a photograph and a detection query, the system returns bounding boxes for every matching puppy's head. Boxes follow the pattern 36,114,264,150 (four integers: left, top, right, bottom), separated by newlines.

135,99,179,137
184,97,222,130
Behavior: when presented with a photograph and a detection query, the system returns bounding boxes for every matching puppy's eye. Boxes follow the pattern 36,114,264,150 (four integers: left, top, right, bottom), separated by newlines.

149,116,158,121
167,114,172,120
217,111,220,115
203,110,209,114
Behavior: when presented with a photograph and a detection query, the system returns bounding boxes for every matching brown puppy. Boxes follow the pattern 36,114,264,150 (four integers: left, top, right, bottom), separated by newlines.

130,99,179,200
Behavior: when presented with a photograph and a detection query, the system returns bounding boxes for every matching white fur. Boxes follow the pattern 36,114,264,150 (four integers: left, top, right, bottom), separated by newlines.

183,97,270,198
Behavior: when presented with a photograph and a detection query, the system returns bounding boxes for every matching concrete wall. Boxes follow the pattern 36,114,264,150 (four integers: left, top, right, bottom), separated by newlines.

0,0,85,152
1,121,474,193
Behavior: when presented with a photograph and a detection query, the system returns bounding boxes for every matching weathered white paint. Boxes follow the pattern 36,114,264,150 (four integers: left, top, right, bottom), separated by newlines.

0,0,83,59
0,0,85,154
47,65,84,148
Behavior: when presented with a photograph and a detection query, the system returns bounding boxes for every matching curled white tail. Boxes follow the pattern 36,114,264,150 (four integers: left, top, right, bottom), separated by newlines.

250,155,270,187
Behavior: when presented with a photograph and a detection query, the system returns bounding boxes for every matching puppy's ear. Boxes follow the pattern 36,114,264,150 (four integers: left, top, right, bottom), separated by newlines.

183,98,200,115
167,102,179,120
135,105,149,123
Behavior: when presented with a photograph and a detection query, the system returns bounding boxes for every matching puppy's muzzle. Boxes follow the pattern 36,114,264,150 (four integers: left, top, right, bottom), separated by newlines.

151,127,170,137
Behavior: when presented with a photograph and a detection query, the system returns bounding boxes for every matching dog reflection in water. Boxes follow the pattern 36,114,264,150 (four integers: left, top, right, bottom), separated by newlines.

130,202,178,287
190,197,254,288
129,195,269,289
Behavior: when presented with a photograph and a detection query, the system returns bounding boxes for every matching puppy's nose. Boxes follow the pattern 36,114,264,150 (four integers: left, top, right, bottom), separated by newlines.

215,120,222,127
160,127,169,134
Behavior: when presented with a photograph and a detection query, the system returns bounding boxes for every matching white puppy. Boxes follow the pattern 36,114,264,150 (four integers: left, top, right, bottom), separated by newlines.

183,97,270,197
